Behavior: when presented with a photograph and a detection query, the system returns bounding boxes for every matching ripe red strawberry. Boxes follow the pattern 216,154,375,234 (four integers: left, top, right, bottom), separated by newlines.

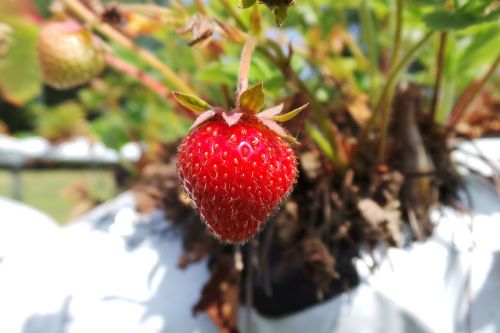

37,20,105,90
177,114,298,243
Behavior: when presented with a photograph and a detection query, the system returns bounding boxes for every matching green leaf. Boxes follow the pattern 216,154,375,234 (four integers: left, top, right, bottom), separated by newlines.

33,0,53,19
423,8,500,31
457,25,500,84
90,112,130,150
239,0,257,9
461,0,496,14
272,103,308,122
197,61,238,86
273,5,289,27
0,17,42,105
37,102,88,141
173,92,213,114
408,0,446,5
239,82,265,114
359,0,380,98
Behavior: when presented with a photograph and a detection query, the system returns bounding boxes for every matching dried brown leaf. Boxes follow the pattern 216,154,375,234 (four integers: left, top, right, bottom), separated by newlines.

178,14,214,46
458,88,500,137
346,94,372,126
299,150,322,180
357,198,403,247
302,237,338,298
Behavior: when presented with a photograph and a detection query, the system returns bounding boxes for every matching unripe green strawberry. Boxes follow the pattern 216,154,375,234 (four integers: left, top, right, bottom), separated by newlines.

37,21,105,90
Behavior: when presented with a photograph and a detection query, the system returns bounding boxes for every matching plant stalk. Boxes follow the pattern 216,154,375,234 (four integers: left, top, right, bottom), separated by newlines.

121,4,175,17
104,54,195,119
360,0,379,100
376,31,434,163
62,0,194,94
194,0,208,15
429,32,448,123
292,71,347,170
356,31,434,161
237,37,257,102
216,0,346,169
266,43,347,169
390,0,403,66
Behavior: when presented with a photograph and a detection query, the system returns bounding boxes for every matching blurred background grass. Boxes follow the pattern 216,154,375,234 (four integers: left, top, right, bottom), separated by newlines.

0,169,116,223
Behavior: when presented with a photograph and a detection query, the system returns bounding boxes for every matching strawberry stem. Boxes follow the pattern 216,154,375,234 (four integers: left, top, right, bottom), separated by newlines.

236,37,257,108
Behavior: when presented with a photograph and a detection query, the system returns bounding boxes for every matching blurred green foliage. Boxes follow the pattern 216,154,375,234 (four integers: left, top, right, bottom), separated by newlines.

35,102,88,142
0,0,498,151
0,16,42,105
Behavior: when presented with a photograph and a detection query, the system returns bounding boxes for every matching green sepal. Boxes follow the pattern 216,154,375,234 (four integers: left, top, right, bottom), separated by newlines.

272,103,308,122
239,82,265,114
173,91,213,114
423,8,500,31
273,5,289,27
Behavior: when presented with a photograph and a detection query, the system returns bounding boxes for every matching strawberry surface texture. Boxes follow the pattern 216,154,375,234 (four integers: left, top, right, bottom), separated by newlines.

177,116,297,243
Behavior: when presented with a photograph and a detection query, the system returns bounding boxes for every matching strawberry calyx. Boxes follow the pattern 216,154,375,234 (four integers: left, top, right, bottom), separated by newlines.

173,82,307,143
